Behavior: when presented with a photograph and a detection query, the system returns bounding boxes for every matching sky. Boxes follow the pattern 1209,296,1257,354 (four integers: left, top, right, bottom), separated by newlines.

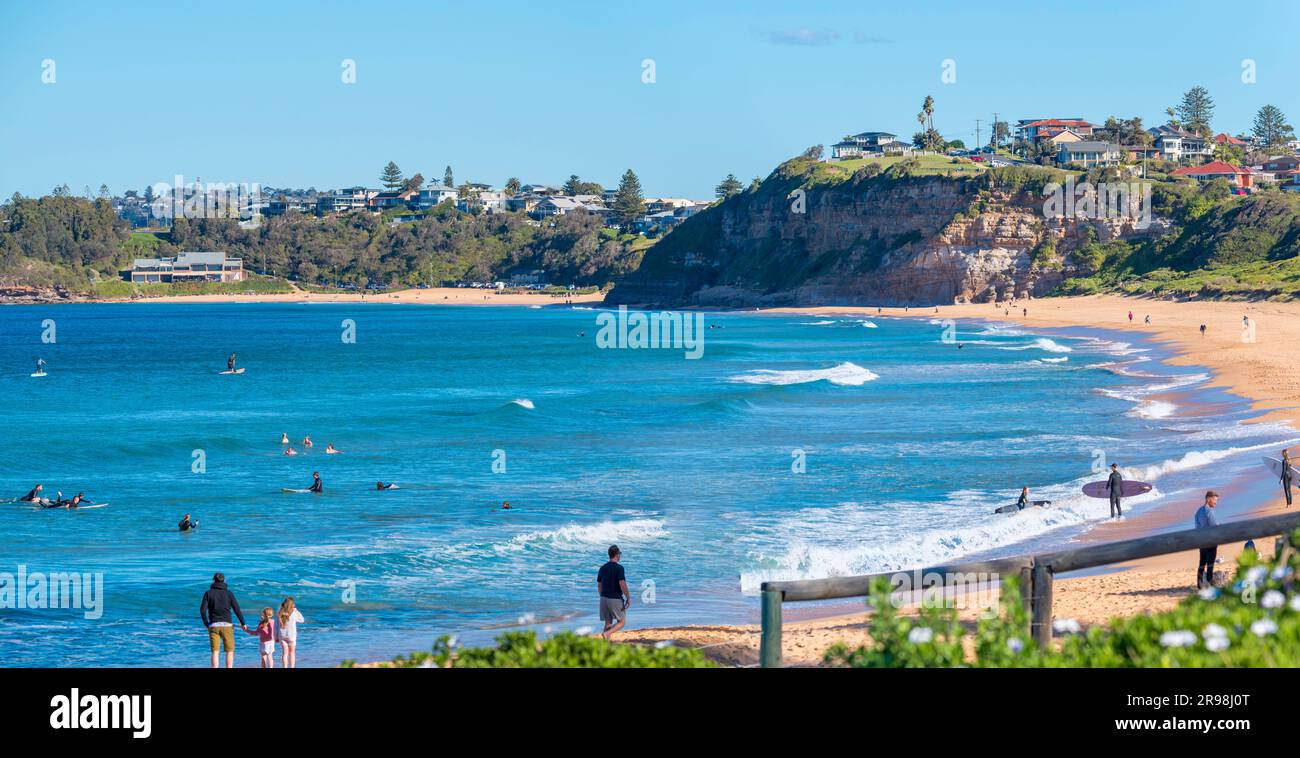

2,0,1298,199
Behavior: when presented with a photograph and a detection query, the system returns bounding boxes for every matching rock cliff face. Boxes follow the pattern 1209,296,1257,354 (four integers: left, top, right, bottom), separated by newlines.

607,159,1164,307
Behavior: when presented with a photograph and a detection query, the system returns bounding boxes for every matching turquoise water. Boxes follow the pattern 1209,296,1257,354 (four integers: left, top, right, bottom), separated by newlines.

0,303,1293,666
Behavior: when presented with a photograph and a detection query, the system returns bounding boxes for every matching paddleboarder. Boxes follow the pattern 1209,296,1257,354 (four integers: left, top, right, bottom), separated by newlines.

227,353,237,372
1281,450,1294,507
1106,463,1124,518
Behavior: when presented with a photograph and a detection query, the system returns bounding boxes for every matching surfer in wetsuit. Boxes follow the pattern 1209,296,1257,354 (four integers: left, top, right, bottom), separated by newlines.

1017,487,1030,511
179,513,198,531
1281,450,1294,507
309,472,322,493
227,353,237,372
20,484,43,503
34,358,46,374
1106,463,1124,518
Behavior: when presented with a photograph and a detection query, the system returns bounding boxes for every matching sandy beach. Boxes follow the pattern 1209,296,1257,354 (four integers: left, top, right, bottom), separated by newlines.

123,286,606,307
622,295,1300,666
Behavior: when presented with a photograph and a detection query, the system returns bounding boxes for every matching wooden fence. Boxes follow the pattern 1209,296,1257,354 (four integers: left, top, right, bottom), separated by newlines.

758,511,1300,668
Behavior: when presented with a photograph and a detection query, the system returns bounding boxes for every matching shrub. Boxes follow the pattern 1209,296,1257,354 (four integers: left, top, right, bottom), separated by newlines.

373,631,716,668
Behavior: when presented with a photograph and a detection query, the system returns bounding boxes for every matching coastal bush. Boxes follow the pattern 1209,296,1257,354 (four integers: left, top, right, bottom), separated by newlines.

825,531,1300,668
369,631,716,669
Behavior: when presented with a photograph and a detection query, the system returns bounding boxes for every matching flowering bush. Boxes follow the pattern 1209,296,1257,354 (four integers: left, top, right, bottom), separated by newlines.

365,631,715,668
826,531,1300,668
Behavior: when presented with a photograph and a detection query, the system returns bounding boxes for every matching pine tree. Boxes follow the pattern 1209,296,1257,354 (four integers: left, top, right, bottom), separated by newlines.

1175,86,1215,136
380,161,405,191
613,169,645,229
1251,104,1295,149
443,166,454,188
715,174,743,199
563,175,582,195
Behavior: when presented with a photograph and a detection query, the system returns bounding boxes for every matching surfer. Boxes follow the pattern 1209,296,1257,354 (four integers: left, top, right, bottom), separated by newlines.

1281,450,1294,507
501,500,512,510
34,357,47,375
19,484,43,503
1016,487,1030,511
1106,463,1124,518
227,353,237,372
302,436,313,448
376,481,397,490
46,492,86,509
179,513,198,532
1194,491,1220,589
308,472,322,493
280,433,290,445
326,443,341,454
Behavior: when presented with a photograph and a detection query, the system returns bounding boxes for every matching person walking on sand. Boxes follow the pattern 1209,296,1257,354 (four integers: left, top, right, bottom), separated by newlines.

1281,450,1295,507
200,572,248,668
1199,324,1207,337
1106,463,1124,518
597,545,630,641
277,597,305,668
245,607,278,668
1195,491,1220,589
1127,310,1133,323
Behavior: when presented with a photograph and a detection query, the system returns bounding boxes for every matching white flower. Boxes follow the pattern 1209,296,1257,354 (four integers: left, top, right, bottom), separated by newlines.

1245,567,1267,587
1199,587,1220,601
446,635,459,648
1205,636,1230,652
1007,637,1024,654
1202,623,1228,639
1271,566,1293,581
1290,595,1300,612
1159,630,1197,648
908,626,934,644
1262,590,1285,609
1251,619,1278,637
1053,618,1082,635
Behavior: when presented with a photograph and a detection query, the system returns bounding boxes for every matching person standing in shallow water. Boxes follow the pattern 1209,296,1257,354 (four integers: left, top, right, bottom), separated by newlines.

597,545,630,641
200,572,248,668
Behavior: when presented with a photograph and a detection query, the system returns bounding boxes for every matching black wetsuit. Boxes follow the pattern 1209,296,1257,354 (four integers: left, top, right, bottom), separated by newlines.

20,488,40,502
1282,461,1294,507
1107,470,1123,517
309,478,322,493
1017,492,1029,511
179,517,196,532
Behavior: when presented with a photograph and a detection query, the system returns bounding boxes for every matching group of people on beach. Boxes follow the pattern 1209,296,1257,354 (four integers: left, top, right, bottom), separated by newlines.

200,573,305,668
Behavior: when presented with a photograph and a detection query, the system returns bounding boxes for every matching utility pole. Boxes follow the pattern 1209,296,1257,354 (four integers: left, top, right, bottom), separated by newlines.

992,112,1000,151
975,119,981,152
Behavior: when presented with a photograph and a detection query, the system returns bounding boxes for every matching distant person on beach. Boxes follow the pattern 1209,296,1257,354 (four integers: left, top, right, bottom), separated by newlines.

277,597,305,668
1194,491,1220,589
227,353,237,372
1144,315,1151,324
246,607,277,668
179,513,198,532
1127,310,1133,323
1281,450,1294,507
200,572,248,668
597,545,630,640
1106,463,1124,518
1022,307,1027,317
309,472,322,493
1199,324,1207,337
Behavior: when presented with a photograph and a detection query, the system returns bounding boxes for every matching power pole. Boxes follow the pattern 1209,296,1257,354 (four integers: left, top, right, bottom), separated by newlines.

975,119,981,152
992,112,1000,151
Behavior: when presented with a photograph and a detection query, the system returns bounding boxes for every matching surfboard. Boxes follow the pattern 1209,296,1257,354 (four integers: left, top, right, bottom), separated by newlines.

219,368,245,375
1082,480,1152,498
281,488,312,493
31,372,47,378
994,500,1051,514
1263,456,1300,480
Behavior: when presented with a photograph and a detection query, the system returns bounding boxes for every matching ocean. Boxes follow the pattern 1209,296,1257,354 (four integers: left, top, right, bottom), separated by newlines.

0,302,1293,666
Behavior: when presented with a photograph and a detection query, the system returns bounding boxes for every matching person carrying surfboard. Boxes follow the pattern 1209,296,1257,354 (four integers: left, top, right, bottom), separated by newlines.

308,472,322,493
1106,464,1124,518
1281,450,1294,507
1016,487,1029,511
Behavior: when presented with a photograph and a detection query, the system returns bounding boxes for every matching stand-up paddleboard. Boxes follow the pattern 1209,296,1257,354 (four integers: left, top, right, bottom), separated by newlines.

1082,480,1152,498
1262,456,1300,480
31,372,47,378
281,488,312,493
994,500,1051,514
219,368,245,375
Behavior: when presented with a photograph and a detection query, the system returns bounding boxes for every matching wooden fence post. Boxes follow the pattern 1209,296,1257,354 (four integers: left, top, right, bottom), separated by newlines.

760,587,783,668
1019,566,1033,637
1031,560,1054,649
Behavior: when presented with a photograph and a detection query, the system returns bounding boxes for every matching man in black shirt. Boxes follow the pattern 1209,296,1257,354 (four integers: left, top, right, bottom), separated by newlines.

596,545,630,640
200,572,248,668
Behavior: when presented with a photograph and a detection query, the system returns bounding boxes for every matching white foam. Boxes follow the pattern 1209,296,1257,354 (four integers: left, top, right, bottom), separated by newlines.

1130,400,1177,419
998,337,1073,353
859,320,878,328
728,362,879,387
498,518,667,553
510,398,535,409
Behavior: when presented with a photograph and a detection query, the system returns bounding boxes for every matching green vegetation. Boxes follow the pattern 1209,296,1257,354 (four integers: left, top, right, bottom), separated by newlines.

827,532,1300,667
828,153,987,177
90,276,294,299
359,631,715,669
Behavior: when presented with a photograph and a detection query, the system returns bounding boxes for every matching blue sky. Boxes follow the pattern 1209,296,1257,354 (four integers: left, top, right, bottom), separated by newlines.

2,0,1297,198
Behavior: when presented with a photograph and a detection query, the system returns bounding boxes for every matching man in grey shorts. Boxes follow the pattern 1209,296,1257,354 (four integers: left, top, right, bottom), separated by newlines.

596,544,630,640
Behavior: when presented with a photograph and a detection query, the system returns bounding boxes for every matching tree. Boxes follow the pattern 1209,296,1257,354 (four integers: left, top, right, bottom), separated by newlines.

1175,86,1215,136
715,173,743,200
801,144,824,160
98,184,111,199
380,161,405,191
404,173,424,192
612,169,645,230
990,120,1009,149
563,175,583,195
443,166,455,188
913,95,944,151
505,177,521,196
1251,104,1295,149
1213,142,1245,166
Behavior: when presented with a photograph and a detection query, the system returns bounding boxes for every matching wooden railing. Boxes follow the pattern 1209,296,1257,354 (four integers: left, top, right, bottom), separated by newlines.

758,511,1300,667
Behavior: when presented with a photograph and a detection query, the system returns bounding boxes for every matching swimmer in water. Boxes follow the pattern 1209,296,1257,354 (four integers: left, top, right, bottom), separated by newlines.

179,513,198,531
281,433,290,445
284,447,298,456
302,436,313,448
326,443,341,454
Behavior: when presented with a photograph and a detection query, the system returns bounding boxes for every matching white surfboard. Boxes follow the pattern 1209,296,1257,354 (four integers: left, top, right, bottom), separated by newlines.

31,372,47,378
1263,456,1300,480
219,368,245,375
281,488,312,493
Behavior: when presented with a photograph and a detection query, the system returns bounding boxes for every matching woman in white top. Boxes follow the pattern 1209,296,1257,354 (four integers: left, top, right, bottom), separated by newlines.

277,597,306,668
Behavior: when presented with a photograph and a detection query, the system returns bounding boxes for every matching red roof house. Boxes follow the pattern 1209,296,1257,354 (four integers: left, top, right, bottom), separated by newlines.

1171,161,1254,188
